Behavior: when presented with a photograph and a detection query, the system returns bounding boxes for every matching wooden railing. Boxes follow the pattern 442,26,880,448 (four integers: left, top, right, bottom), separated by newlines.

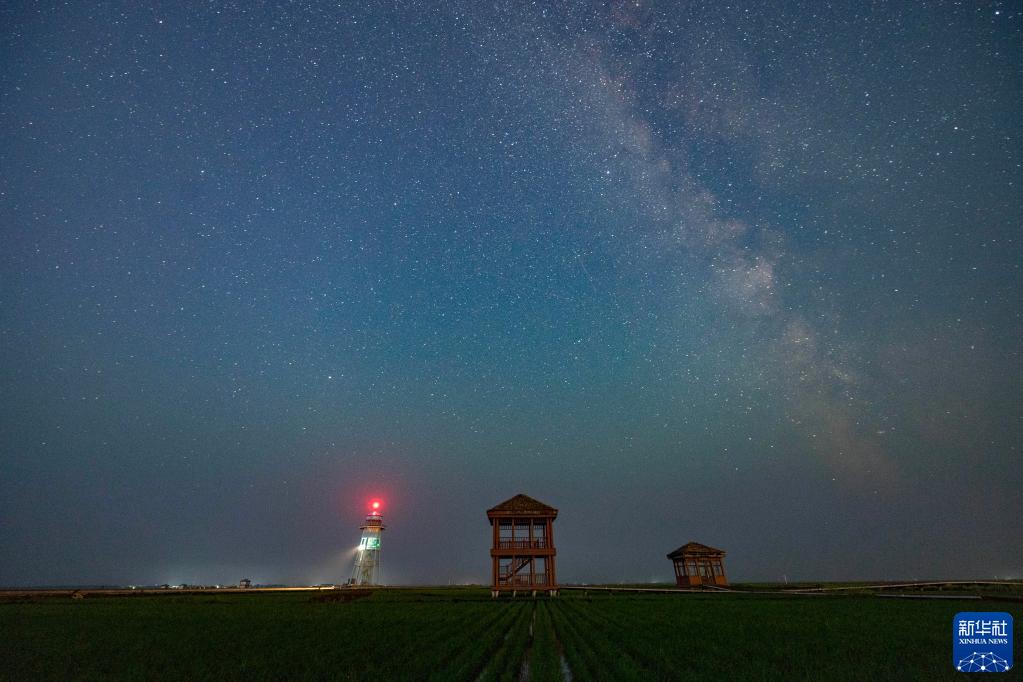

497,573,551,586
496,539,548,549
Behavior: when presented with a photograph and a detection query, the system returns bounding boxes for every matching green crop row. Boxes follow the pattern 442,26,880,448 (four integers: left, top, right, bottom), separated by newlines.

392,601,512,675
478,602,532,681
549,592,1003,680
527,601,564,682
2,589,1015,680
439,600,526,680
554,598,657,676
550,598,653,679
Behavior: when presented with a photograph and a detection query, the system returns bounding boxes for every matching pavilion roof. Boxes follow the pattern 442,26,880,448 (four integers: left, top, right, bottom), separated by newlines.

487,493,558,518
666,541,726,559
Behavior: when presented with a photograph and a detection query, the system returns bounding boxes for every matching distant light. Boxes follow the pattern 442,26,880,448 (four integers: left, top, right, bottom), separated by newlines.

371,500,381,510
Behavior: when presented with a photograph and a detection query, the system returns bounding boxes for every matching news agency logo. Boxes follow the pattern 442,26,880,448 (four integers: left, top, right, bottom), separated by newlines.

954,612,1012,673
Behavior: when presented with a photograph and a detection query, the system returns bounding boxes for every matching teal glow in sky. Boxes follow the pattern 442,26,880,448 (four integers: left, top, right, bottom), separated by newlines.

1,1,1020,586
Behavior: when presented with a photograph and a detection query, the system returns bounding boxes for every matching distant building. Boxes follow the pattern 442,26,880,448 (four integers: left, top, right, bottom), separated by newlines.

487,494,558,597
667,542,728,587
350,501,386,585
239,578,252,589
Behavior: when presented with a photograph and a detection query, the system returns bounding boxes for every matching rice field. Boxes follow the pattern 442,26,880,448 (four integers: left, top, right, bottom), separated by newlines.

1,587,1019,680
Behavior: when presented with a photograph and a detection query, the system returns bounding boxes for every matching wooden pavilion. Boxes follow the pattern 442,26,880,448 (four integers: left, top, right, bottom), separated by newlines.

667,541,728,587
487,494,558,597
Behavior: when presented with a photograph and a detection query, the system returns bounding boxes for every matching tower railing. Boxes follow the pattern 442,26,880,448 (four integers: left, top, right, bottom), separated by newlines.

496,539,548,549
497,573,551,586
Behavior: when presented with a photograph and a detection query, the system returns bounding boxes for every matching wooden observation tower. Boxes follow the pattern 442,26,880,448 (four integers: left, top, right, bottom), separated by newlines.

667,541,728,587
487,494,558,597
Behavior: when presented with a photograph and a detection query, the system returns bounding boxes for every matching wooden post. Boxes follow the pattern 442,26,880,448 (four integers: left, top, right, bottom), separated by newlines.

547,518,556,588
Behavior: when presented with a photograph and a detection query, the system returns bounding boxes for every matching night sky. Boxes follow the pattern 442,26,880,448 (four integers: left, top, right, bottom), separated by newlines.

2,2,1021,587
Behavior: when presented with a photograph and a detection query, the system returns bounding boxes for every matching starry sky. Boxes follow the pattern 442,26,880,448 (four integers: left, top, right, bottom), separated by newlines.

1,1,1021,587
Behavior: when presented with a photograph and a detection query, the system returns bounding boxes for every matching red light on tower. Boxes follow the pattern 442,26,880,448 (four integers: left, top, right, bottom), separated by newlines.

370,500,381,513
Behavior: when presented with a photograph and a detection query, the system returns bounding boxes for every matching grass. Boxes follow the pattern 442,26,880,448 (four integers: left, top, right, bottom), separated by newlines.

529,601,564,682
1,587,1019,680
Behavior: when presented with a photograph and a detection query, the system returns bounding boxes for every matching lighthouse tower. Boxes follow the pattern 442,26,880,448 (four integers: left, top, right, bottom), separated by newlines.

350,500,385,585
